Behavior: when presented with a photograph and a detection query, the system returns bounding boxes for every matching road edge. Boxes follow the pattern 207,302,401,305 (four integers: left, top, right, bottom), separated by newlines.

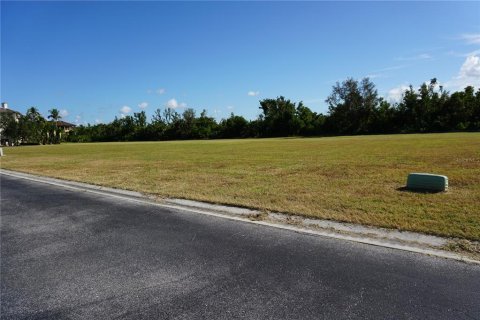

1,168,478,265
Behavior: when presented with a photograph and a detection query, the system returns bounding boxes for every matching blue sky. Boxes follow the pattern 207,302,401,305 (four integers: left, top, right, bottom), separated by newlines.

2,1,479,125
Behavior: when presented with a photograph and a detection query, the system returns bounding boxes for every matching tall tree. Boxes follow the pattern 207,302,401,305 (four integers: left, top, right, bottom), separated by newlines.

195,109,218,139
24,107,46,144
259,96,300,136
325,77,380,134
48,108,61,124
219,113,249,138
47,108,62,143
0,112,23,145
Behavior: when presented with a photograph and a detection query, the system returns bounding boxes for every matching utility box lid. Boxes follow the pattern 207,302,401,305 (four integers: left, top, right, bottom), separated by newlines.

406,173,448,192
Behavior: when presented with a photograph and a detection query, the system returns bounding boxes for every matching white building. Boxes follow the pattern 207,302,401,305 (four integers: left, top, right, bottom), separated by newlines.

0,102,22,145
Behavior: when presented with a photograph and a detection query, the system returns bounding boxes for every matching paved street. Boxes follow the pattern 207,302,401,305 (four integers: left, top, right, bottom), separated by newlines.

1,174,479,319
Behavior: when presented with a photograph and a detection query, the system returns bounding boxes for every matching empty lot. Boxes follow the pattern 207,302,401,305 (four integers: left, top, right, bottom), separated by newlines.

1,132,479,239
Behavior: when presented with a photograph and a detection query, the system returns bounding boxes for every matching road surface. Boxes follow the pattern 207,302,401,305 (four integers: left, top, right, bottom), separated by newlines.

1,174,479,319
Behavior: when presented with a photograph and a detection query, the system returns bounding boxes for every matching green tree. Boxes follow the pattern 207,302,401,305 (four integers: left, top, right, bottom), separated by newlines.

162,108,179,125
295,102,325,136
47,108,62,143
325,77,380,134
24,107,46,144
372,99,396,133
147,108,167,140
195,110,218,139
474,88,480,129
219,113,249,138
133,111,148,140
259,96,300,136
48,108,61,124
0,113,23,145
178,108,196,139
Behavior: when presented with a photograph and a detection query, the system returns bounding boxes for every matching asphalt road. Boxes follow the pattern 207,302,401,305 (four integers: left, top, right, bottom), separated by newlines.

1,174,479,320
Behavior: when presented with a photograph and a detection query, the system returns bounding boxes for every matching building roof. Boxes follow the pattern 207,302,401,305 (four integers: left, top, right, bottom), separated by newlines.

53,120,76,127
0,108,22,116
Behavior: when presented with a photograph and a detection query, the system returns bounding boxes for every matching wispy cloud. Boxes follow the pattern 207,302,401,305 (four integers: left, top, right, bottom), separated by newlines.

363,65,406,81
59,109,69,118
74,115,82,124
418,53,432,59
138,102,148,109
460,33,480,45
365,74,383,79
166,98,187,109
374,65,407,73
396,53,432,61
247,91,260,96
147,88,166,95
447,48,480,58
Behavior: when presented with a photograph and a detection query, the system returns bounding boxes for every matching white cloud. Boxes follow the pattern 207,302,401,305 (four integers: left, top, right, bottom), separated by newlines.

120,105,132,114
387,84,410,102
138,102,148,109
227,106,234,111
247,91,260,96
74,115,81,124
59,109,69,117
95,119,102,124
459,55,480,78
446,55,480,90
166,98,187,109
461,33,480,45
166,98,178,109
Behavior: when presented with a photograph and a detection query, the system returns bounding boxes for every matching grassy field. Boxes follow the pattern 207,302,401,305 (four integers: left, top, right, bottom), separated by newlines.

1,133,479,240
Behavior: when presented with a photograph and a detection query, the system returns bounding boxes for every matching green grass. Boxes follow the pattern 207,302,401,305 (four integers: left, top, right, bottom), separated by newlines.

2,133,479,240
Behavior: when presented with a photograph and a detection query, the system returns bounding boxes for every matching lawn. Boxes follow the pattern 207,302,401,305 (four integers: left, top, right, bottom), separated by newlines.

1,133,479,240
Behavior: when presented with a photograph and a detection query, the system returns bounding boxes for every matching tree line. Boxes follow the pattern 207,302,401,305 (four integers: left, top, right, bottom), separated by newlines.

0,107,64,145
2,78,479,144
70,78,480,142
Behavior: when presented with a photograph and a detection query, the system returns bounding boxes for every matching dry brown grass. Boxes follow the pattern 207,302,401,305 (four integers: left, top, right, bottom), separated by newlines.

2,133,479,240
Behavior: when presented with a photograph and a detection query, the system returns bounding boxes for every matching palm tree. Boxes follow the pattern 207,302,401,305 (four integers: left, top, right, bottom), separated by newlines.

26,107,42,122
48,108,62,143
48,108,61,126
25,107,46,144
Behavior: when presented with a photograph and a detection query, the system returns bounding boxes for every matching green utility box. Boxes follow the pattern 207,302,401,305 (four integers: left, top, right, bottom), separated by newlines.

406,173,448,192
